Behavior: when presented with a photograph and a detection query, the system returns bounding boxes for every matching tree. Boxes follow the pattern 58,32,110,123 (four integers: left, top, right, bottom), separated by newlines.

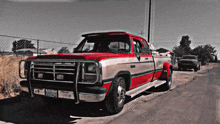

58,47,70,54
173,35,218,64
191,44,216,64
12,39,35,52
173,45,188,57
172,35,192,57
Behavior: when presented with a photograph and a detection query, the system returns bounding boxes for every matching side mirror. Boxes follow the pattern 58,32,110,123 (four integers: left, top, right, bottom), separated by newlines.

73,48,77,53
140,47,151,55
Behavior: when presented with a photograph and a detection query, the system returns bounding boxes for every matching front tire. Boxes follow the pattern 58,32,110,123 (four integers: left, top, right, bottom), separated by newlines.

194,67,198,72
105,77,126,114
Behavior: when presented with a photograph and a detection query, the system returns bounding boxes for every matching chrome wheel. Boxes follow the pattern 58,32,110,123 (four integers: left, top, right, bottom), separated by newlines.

117,80,126,107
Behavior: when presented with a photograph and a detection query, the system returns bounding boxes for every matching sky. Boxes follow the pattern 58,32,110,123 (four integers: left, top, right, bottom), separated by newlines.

0,0,220,58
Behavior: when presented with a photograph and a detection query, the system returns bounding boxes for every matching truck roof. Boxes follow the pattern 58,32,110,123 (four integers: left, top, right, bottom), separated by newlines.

82,31,146,40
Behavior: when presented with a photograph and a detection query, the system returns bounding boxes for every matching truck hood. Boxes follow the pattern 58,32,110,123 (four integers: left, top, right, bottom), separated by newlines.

31,52,134,61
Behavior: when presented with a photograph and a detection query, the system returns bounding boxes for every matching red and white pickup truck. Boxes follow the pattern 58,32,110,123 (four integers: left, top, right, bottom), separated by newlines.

19,31,173,114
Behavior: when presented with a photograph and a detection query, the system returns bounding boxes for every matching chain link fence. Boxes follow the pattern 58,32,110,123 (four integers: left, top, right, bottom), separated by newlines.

0,35,79,56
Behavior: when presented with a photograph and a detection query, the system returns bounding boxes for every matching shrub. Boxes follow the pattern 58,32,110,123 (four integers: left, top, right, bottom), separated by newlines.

0,55,26,98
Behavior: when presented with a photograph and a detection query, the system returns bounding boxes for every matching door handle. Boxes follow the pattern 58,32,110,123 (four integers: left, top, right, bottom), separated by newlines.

130,65,135,68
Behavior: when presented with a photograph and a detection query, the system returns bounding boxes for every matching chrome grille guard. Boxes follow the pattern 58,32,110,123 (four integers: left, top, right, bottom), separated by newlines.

19,59,101,104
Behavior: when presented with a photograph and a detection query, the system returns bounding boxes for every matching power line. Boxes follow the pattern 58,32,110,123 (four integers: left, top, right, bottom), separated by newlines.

0,34,78,45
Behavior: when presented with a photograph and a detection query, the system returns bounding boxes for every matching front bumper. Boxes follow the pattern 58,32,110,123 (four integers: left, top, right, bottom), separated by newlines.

20,81,106,102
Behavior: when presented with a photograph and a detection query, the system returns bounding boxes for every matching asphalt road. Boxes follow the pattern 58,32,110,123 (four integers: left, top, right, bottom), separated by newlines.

0,64,220,124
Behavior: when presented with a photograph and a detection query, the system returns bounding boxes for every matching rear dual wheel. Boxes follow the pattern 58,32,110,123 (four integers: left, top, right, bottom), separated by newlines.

194,67,198,72
164,69,172,90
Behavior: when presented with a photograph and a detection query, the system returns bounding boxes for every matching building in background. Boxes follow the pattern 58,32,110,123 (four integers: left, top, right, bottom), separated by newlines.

15,48,57,56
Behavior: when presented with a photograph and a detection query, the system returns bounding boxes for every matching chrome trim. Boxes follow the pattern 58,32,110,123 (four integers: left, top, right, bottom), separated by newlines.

32,63,35,79
33,71,75,75
55,68,74,71
32,78,74,83
58,90,74,99
82,63,85,81
34,67,53,70
79,62,100,84
30,59,100,84
53,64,55,80
29,62,34,97
84,73,96,76
79,93,105,102
74,62,80,104
19,60,27,79
21,86,106,102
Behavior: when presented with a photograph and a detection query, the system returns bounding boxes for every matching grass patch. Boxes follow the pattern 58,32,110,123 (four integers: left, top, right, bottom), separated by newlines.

0,55,26,99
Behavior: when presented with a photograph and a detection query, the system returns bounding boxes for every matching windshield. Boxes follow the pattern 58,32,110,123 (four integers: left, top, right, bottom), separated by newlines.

74,35,130,53
182,56,196,59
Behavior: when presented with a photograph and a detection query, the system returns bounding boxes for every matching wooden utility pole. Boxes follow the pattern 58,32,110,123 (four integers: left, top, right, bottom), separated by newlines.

148,0,152,43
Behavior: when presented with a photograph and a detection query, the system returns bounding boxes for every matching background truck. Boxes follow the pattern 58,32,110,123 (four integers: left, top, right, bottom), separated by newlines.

19,31,173,114
178,55,200,72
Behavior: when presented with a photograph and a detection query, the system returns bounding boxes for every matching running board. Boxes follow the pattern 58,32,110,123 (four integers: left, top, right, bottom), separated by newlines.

125,80,167,98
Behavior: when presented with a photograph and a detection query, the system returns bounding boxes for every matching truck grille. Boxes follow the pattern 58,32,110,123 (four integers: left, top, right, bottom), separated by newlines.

181,61,193,65
31,61,77,83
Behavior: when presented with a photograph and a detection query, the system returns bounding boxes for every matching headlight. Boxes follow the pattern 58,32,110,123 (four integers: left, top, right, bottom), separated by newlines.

85,63,96,73
38,73,44,79
56,74,64,80
80,62,101,84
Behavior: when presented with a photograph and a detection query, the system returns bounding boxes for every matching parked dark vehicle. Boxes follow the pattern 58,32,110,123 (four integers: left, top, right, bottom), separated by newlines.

178,55,200,72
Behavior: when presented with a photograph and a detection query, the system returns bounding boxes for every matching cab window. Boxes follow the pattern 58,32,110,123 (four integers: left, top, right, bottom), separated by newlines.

133,39,143,54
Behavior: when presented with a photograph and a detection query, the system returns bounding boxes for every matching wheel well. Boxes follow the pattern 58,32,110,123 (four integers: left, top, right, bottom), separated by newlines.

120,74,130,91
170,66,173,74
115,72,131,91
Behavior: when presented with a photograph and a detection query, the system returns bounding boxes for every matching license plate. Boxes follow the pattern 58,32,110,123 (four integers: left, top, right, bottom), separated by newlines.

45,89,57,98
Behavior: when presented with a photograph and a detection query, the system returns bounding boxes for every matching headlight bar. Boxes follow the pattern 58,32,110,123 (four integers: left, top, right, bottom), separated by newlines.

74,62,80,104
19,59,101,104
80,62,101,84
19,60,34,97
19,60,29,79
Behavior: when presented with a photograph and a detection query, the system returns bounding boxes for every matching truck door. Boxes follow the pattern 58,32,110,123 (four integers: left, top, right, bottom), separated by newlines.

130,38,155,89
